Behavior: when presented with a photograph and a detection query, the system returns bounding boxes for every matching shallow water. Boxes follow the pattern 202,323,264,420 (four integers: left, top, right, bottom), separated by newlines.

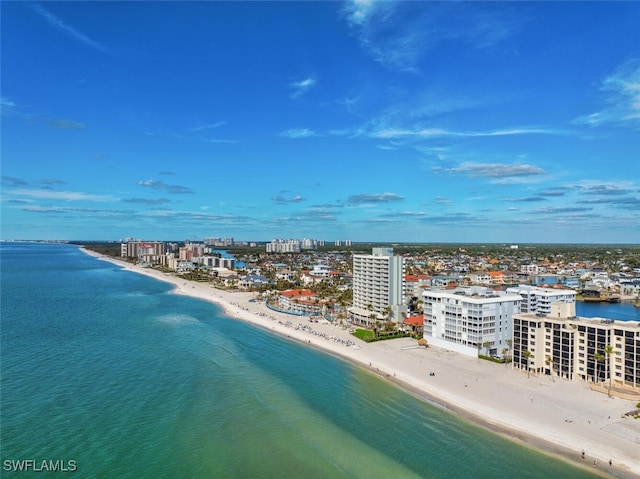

1,243,602,478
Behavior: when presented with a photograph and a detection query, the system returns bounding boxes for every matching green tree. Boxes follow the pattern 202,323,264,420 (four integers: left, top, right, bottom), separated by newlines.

545,355,555,382
603,344,616,398
593,352,605,384
523,350,533,378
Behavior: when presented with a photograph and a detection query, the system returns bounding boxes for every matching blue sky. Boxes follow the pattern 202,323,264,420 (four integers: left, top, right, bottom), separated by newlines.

2,1,639,243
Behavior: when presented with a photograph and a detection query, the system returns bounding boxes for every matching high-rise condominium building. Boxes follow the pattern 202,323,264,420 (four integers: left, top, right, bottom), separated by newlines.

121,241,166,264
422,287,522,357
512,302,639,394
266,239,301,253
349,247,406,325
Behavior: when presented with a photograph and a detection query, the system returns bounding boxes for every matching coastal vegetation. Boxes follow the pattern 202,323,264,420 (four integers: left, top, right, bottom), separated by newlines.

351,328,415,343
479,354,509,365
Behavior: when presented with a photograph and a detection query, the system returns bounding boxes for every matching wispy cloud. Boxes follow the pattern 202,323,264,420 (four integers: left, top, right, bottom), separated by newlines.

32,4,108,54
1,97,21,117
137,180,194,194
190,121,226,132
442,162,546,178
529,206,593,215
280,128,318,139
289,77,316,99
500,196,548,203
581,196,640,209
40,178,67,187
573,181,636,196
2,176,29,187
538,188,566,197
49,119,85,129
348,192,405,204
573,59,640,128
272,194,306,204
122,198,171,205
370,126,556,140
9,188,116,202
342,1,522,72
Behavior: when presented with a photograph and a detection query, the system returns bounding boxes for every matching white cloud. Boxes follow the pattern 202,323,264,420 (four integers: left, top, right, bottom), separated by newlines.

444,162,546,178
348,192,405,204
1,97,16,108
32,4,108,53
190,121,226,131
289,77,316,98
137,180,194,194
573,59,640,128
342,1,522,72
10,188,116,202
371,126,556,139
280,128,318,139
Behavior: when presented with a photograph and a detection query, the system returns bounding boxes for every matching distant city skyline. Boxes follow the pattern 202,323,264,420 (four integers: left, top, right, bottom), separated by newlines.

2,2,639,243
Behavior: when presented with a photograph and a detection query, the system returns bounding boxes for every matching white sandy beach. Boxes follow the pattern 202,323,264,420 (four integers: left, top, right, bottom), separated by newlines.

84,249,640,478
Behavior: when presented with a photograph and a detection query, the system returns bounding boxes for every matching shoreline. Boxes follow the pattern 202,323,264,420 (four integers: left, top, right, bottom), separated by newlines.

83,248,640,479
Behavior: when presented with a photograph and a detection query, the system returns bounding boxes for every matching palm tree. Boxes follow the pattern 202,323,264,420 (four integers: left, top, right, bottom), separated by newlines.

483,341,492,356
523,350,533,378
593,352,605,384
373,320,381,339
502,347,509,367
603,344,616,398
545,355,555,382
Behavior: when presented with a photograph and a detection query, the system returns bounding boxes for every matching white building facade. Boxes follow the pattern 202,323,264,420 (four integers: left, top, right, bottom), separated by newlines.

506,284,577,316
349,247,406,325
266,239,301,253
422,287,522,357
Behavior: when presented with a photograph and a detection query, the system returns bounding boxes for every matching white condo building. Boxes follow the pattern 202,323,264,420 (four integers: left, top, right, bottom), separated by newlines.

266,239,301,253
349,247,406,325
506,284,577,316
422,287,522,357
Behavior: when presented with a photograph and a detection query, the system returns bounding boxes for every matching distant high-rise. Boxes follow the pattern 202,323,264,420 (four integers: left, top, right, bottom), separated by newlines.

266,239,301,253
121,241,166,265
349,247,406,325
301,238,318,250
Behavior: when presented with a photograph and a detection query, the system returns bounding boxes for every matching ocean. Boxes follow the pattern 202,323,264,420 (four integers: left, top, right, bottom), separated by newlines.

1,243,605,478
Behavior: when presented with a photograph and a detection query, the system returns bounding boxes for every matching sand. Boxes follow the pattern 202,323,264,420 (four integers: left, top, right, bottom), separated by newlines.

83,249,640,478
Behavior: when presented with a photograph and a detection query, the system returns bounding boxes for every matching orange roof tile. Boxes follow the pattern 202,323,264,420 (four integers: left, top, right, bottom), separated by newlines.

404,315,424,325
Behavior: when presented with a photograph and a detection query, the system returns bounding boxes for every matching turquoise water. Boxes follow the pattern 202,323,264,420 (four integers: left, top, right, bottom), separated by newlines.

576,300,639,321
1,243,602,478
